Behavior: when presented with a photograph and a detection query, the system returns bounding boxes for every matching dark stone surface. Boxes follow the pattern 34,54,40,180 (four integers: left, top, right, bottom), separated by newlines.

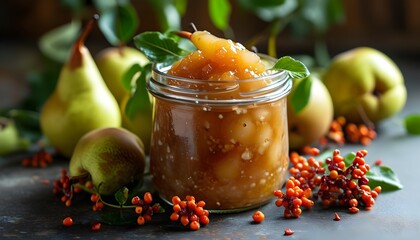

1,57,420,239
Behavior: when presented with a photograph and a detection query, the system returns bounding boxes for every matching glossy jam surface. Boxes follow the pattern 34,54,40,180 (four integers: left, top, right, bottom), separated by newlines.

149,31,289,211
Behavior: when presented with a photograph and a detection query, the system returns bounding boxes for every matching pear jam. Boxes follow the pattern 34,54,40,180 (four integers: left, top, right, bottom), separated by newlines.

147,31,292,212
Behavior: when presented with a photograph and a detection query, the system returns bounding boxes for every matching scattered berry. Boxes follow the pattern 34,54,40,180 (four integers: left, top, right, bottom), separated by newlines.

63,217,73,227
170,195,209,230
333,212,341,221
284,228,294,236
91,222,101,231
252,211,265,223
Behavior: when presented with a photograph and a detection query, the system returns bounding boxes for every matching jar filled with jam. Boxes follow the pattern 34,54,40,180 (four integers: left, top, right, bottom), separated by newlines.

147,31,292,212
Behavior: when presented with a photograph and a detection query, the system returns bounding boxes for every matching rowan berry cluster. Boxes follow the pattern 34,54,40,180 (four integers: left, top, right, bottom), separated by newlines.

52,169,73,207
52,169,90,207
131,192,161,225
274,148,381,217
90,193,104,212
170,195,210,230
274,179,314,218
289,147,325,190
21,149,53,168
317,149,381,213
323,116,377,146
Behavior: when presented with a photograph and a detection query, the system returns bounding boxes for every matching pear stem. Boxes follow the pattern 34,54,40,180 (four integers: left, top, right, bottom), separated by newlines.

189,22,198,32
68,14,99,69
177,31,193,39
69,172,91,185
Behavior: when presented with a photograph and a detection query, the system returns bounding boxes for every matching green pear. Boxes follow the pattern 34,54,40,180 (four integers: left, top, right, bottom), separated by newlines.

0,117,20,156
288,75,334,150
322,47,407,123
69,127,145,195
119,94,153,153
96,46,149,104
96,47,153,153
40,17,121,158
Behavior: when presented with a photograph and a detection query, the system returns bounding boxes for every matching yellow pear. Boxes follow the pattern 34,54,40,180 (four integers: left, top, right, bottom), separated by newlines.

96,47,153,153
96,46,149,104
40,16,121,158
322,47,406,123
119,94,153,153
288,75,334,150
0,118,21,156
69,127,145,195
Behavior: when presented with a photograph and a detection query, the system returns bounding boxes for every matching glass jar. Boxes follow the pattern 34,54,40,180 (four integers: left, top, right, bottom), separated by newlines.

147,55,292,213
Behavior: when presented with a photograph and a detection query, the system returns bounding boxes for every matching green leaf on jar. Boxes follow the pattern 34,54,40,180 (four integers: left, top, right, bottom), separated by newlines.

404,114,420,134
271,56,310,79
133,31,190,64
366,165,403,192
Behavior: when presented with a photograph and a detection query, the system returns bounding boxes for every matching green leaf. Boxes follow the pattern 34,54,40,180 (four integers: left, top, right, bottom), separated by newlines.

7,110,42,142
238,0,298,22
316,149,334,163
344,152,356,167
114,187,129,206
122,63,142,92
153,204,166,213
238,0,287,8
133,31,190,64
38,20,81,63
98,2,139,46
125,63,153,119
147,0,181,31
404,114,420,134
290,77,312,113
209,0,231,31
174,0,188,16
92,0,118,13
366,165,403,192
100,209,137,225
271,56,310,79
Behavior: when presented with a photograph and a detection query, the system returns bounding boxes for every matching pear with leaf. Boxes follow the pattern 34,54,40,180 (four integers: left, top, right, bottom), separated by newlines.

96,47,149,104
40,16,121,158
95,3,153,153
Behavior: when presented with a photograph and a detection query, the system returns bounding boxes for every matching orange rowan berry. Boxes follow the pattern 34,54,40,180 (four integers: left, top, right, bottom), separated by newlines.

252,211,265,223
63,217,73,227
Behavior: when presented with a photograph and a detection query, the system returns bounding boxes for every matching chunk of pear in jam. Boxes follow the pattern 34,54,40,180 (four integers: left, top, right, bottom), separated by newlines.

173,31,270,93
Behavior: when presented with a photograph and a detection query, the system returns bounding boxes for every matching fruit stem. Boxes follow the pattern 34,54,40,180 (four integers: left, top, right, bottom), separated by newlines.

177,31,193,39
69,172,91,185
68,14,99,69
189,22,198,32
98,195,136,209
